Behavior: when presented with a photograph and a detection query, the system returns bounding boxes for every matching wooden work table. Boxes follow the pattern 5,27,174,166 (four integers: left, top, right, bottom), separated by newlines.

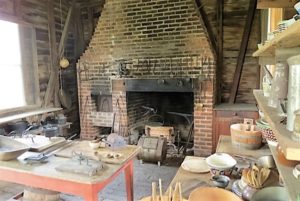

0,142,140,201
168,135,272,199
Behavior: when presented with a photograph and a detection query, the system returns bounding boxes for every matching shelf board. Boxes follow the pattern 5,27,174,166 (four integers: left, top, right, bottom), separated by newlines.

268,144,300,201
253,20,300,57
0,107,62,124
253,90,300,160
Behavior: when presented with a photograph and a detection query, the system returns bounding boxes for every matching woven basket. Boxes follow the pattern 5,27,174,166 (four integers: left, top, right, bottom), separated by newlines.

255,119,277,143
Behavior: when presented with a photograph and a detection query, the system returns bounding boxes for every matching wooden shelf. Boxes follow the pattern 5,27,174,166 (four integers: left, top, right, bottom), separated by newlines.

253,90,300,160
0,107,62,124
253,20,300,57
268,144,300,201
254,90,300,201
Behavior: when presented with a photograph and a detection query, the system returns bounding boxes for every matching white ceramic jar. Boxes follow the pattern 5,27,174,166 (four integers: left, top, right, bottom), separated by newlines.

268,62,289,108
287,55,300,131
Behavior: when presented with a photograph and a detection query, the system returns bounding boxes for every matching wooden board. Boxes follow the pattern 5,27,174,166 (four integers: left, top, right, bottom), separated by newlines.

216,135,271,158
0,108,62,124
253,90,300,161
257,0,297,9
145,126,174,141
268,144,300,201
253,20,300,57
54,141,139,164
14,136,65,152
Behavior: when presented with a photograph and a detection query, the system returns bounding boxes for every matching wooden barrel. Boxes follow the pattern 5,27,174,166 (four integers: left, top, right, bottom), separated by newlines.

23,187,60,201
230,124,262,150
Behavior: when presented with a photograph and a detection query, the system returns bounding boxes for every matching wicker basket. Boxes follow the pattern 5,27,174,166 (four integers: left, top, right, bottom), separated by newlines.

255,119,277,144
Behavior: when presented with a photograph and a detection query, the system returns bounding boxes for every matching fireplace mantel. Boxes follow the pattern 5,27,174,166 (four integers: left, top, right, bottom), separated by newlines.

111,77,205,93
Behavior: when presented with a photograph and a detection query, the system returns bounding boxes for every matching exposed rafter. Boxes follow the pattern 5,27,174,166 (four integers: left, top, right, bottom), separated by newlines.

229,0,257,104
194,0,217,57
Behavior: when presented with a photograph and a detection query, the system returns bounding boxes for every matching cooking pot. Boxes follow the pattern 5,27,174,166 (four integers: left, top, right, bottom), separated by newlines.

43,126,58,138
8,120,29,134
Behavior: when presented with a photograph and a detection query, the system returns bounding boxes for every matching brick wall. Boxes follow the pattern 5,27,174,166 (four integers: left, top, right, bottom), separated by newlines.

77,0,216,155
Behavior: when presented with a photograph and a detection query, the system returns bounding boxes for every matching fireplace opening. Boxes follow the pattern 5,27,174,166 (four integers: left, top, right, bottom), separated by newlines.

127,91,194,154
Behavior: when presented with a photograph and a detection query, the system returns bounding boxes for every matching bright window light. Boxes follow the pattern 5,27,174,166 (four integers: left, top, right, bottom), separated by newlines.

0,20,25,110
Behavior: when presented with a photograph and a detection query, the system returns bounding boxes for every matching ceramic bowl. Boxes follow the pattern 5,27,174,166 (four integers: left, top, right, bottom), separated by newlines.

256,119,277,145
189,187,242,201
293,164,300,179
257,155,276,169
89,140,101,149
211,175,230,188
295,2,300,14
181,157,210,173
250,187,288,201
206,153,237,176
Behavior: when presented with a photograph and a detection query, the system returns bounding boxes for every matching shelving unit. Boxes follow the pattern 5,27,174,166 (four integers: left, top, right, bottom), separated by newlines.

253,90,300,160
253,20,300,57
268,144,299,201
253,90,300,201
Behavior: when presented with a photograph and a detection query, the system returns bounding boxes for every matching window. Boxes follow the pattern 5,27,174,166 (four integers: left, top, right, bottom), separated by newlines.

0,20,25,110
0,19,40,115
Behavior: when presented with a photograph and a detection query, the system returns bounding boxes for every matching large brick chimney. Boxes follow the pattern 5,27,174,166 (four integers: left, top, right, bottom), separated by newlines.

77,0,216,156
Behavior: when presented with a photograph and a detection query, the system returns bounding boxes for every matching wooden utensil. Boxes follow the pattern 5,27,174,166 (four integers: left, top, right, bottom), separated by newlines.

168,187,172,201
152,182,157,201
178,182,183,201
159,179,163,200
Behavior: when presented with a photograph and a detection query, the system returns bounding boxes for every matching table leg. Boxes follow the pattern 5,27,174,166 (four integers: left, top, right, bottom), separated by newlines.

84,188,99,201
124,160,134,201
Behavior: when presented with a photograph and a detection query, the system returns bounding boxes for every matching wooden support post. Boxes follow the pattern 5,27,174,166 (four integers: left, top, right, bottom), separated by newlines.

87,7,94,41
216,0,223,103
74,3,85,59
194,0,217,56
13,0,21,17
59,0,76,58
229,0,257,104
44,0,76,107
44,0,60,107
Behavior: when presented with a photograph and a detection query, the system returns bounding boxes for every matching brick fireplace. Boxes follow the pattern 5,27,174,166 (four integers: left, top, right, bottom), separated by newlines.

77,0,216,156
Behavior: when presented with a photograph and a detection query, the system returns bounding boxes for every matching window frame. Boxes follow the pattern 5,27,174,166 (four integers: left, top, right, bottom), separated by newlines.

0,17,41,118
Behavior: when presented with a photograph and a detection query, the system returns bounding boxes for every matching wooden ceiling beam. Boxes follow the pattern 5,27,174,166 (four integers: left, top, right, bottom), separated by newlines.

257,0,297,9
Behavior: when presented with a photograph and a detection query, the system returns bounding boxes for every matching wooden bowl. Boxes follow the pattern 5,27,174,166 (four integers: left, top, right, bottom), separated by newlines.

189,187,242,201
140,196,188,201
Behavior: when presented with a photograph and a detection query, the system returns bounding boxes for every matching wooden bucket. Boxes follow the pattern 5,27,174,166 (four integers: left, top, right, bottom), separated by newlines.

230,119,262,150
